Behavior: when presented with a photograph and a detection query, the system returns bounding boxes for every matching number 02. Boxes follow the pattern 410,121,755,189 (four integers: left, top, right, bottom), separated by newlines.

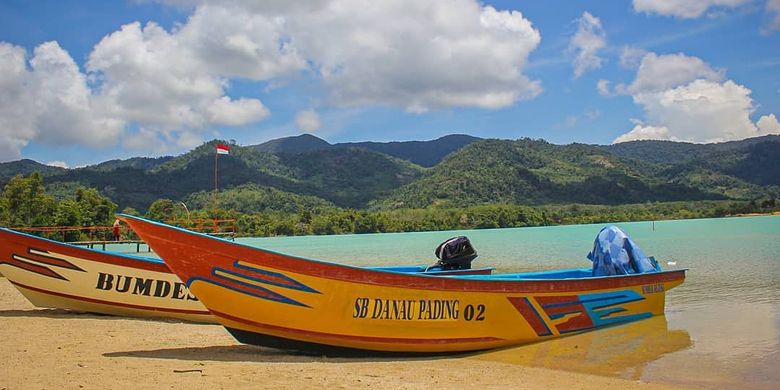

464,304,485,321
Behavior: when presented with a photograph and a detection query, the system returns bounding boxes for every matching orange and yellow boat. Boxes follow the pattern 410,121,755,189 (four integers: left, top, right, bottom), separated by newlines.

119,215,686,353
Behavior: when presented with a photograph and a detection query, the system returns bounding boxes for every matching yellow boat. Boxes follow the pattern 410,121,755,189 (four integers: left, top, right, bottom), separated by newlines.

119,215,686,353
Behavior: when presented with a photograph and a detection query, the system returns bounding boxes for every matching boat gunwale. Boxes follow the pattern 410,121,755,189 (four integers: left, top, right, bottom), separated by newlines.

118,214,688,293
0,227,169,270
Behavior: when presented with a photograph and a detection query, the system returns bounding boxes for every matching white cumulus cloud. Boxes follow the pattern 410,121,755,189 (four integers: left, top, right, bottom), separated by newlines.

628,52,724,94
614,124,670,143
633,79,758,143
613,52,778,144
296,1,542,111
0,43,34,161
569,12,606,78
207,97,269,126
619,46,647,69
295,109,321,133
2,0,545,162
0,41,125,162
757,113,780,134
632,0,751,18
46,161,69,169
87,21,270,130
158,1,543,111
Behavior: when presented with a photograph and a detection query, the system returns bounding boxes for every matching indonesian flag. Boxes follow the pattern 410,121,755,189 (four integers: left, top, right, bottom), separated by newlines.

216,144,230,155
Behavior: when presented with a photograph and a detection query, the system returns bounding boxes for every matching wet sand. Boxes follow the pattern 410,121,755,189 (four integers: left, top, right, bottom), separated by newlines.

0,277,689,389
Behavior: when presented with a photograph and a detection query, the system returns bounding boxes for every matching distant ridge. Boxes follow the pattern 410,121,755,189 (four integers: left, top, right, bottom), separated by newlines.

249,133,480,168
250,134,333,154
90,157,173,172
603,134,780,164
337,134,481,167
0,159,66,181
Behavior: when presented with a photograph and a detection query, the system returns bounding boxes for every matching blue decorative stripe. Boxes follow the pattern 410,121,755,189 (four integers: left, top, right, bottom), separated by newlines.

548,310,579,321
189,275,309,308
540,295,629,309
232,261,320,294
580,290,650,327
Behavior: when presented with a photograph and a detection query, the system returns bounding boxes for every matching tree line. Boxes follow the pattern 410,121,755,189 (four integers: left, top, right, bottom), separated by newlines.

1,173,777,241
0,173,117,241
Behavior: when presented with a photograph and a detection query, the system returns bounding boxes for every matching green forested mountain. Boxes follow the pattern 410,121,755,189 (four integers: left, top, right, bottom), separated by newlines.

0,134,777,215
602,135,780,164
0,141,423,212
601,136,780,199
276,148,424,207
0,159,66,181
374,139,726,209
249,133,480,167
185,183,336,214
338,134,480,167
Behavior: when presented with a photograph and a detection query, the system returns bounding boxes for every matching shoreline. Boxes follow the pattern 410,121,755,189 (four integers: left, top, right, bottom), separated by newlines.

0,277,690,389
734,211,780,217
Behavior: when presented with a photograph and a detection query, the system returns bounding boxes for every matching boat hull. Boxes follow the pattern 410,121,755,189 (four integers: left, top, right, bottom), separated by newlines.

119,215,686,353
0,228,215,323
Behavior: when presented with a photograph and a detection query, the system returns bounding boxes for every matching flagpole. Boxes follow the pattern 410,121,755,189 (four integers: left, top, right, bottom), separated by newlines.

214,147,219,213
213,143,230,216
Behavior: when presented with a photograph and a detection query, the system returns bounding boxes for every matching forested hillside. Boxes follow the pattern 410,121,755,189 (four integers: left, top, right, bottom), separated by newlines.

374,139,724,209
0,134,777,215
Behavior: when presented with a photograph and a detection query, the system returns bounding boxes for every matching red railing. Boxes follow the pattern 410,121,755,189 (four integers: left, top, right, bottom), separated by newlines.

9,219,236,243
10,225,118,242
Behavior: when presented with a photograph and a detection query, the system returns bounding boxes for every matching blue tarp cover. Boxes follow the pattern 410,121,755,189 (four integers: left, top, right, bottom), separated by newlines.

587,225,660,276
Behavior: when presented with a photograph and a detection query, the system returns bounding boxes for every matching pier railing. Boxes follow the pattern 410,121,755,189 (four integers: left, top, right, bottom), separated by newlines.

8,218,236,252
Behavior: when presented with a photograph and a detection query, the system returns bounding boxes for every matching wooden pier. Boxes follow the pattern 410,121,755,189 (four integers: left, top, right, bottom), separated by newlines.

70,240,151,252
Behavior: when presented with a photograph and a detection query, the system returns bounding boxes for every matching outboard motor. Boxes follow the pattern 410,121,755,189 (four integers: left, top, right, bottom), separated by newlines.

427,236,478,271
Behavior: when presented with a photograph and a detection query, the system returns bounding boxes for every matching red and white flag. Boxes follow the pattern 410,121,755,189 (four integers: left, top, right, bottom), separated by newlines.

216,144,230,155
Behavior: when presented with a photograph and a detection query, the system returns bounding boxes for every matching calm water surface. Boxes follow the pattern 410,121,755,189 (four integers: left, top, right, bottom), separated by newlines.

236,216,779,389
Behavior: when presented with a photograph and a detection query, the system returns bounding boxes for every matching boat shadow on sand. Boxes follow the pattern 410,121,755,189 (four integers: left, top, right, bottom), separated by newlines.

102,315,691,365
103,345,465,363
0,308,211,325
0,308,113,319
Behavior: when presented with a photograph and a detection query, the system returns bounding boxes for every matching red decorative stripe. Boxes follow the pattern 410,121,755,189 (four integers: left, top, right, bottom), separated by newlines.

507,297,552,337
9,280,212,316
211,310,502,345
535,295,594,333
3,256,65,280
25,249,84,271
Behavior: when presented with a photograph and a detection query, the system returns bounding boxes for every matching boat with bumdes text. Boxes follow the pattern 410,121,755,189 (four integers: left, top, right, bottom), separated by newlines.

0,227,215,323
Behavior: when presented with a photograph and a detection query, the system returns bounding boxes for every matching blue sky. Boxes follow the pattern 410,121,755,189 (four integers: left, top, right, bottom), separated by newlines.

0,0,778,167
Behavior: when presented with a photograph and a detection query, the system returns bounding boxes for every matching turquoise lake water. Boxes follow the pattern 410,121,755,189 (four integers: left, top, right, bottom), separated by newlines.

235,215,780,389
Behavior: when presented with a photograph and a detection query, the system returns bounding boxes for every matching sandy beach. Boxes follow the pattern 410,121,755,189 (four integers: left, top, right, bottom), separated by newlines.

0,277,693,390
